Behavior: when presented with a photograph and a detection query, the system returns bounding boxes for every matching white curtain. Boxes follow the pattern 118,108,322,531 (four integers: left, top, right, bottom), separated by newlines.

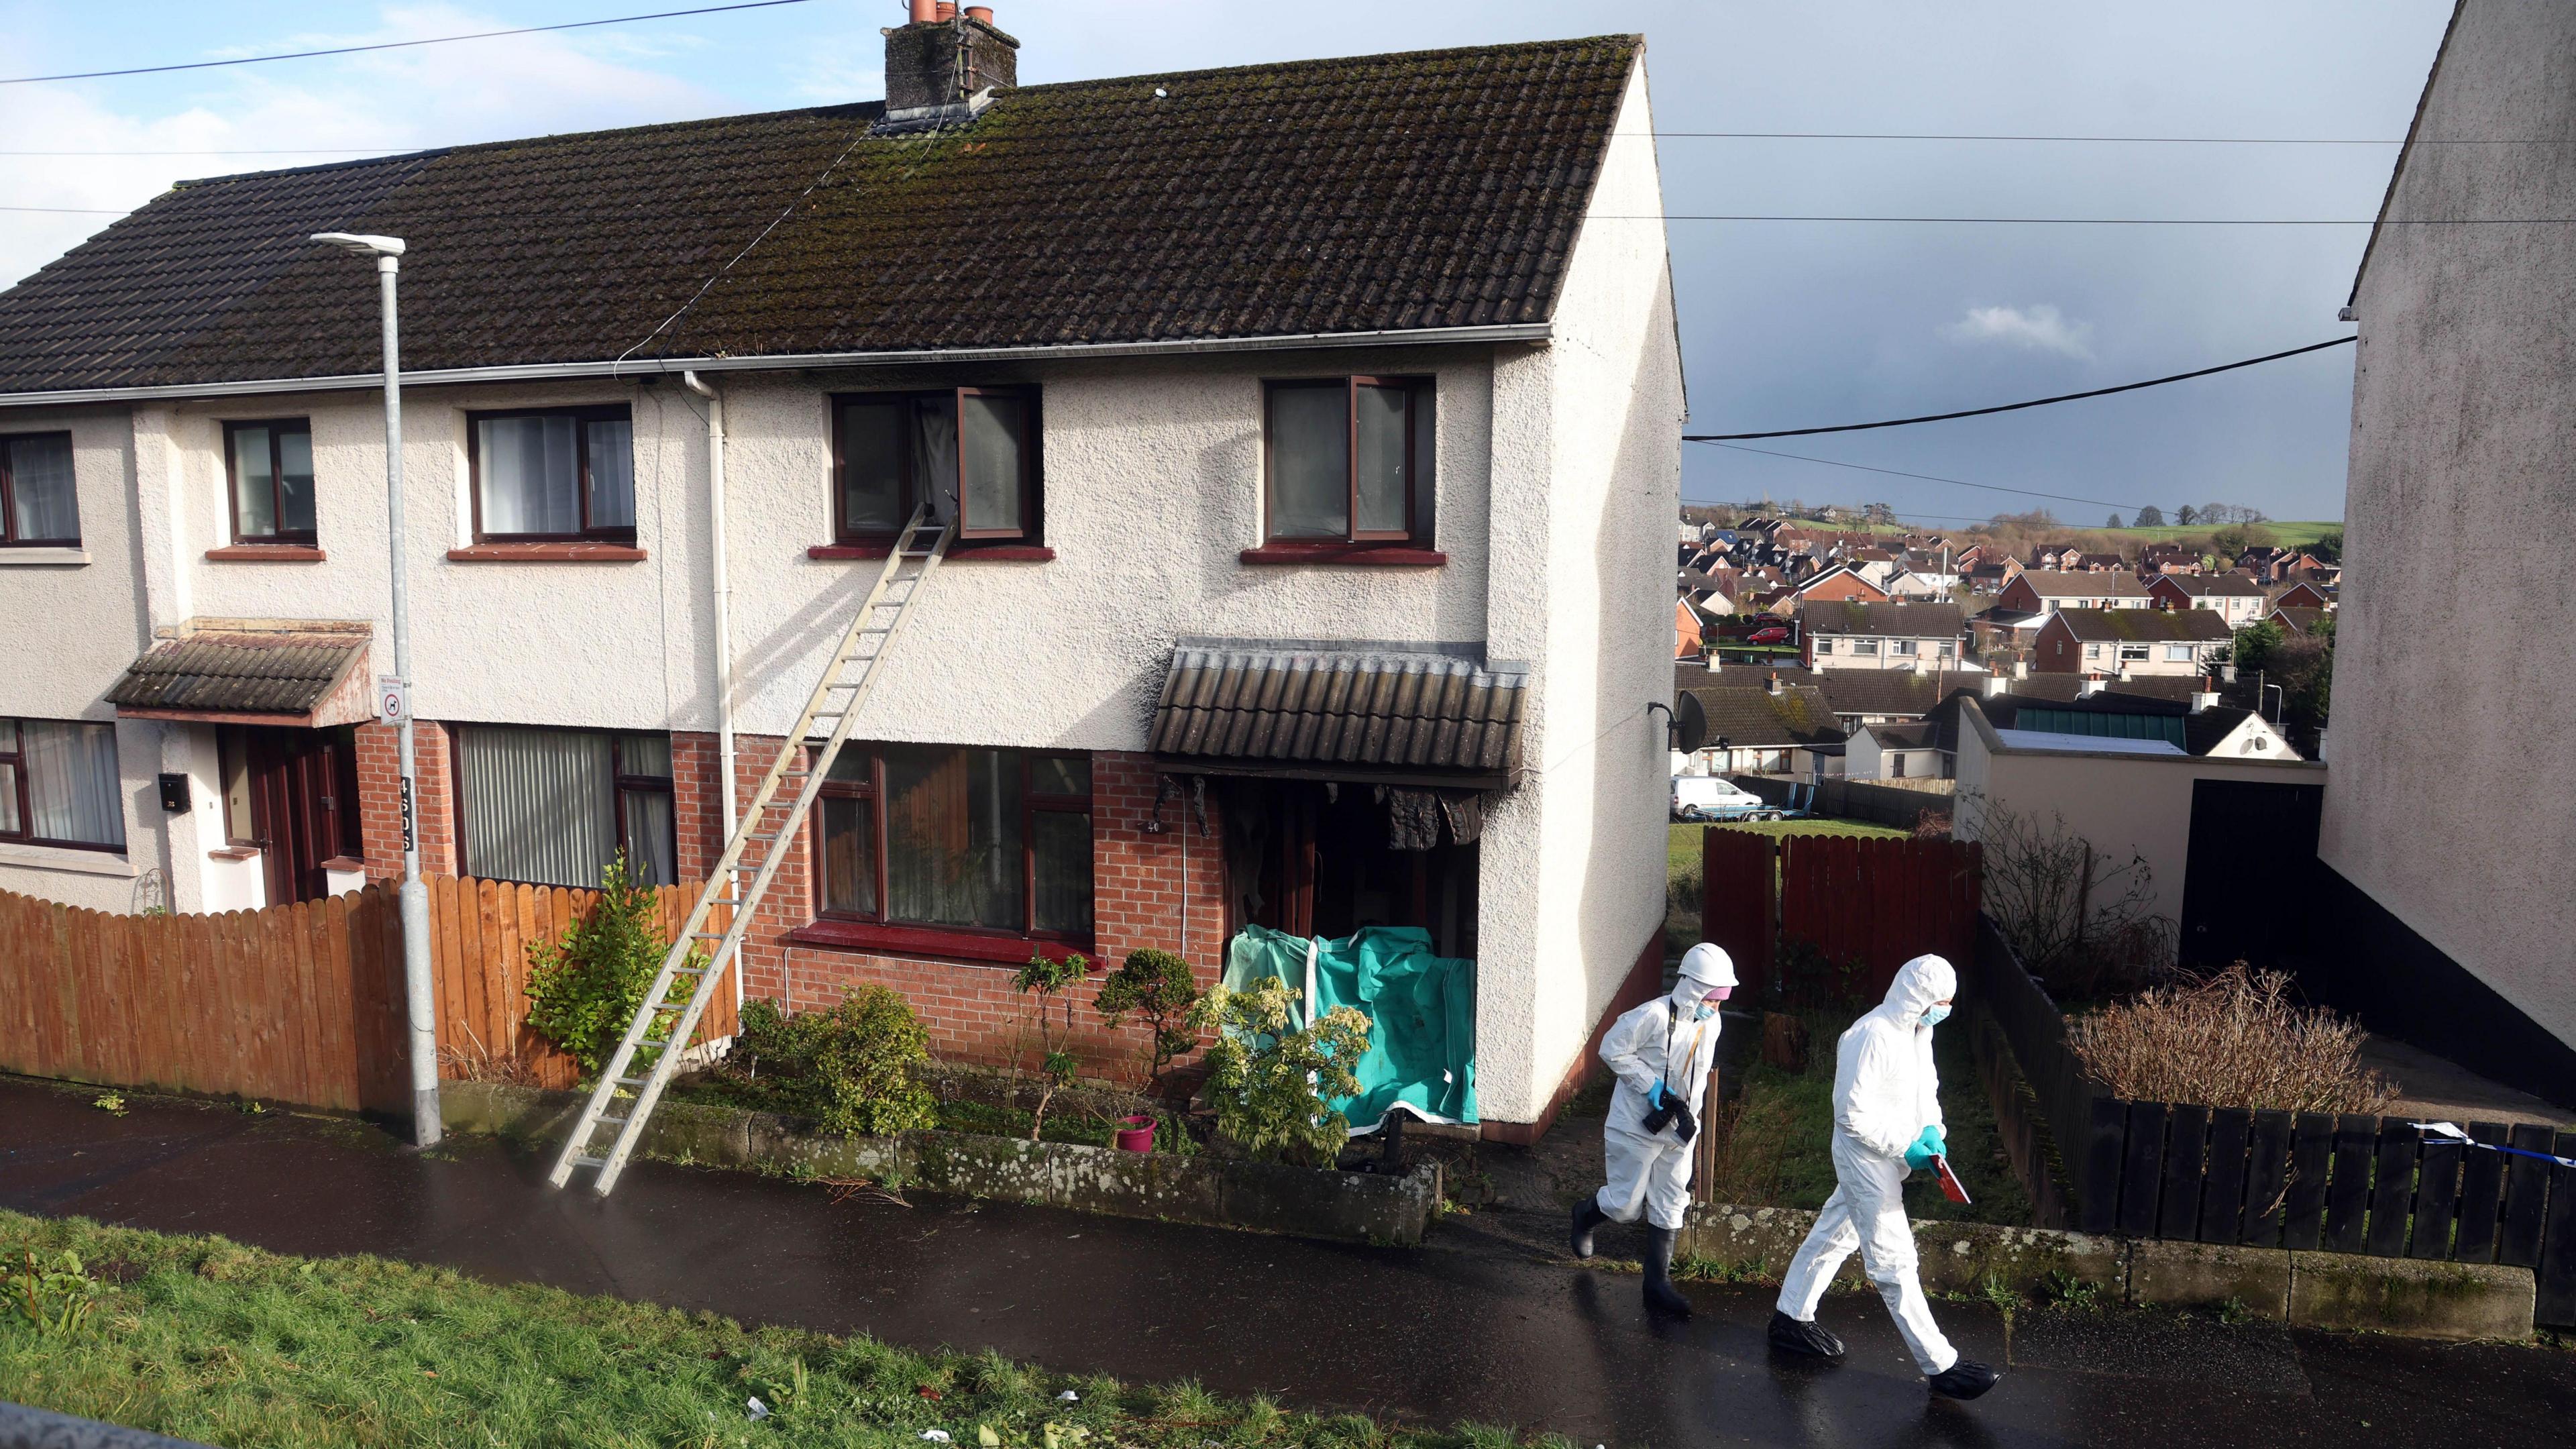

913,396,959,526
7,433,78,541
958,393,1023,533
1268,384,1348,539
477,417,581,535
459,726,616,887
585,417,635,529
20,720,122,847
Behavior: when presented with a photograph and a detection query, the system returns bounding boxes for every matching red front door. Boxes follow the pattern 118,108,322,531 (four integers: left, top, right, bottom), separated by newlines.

227,727,361,904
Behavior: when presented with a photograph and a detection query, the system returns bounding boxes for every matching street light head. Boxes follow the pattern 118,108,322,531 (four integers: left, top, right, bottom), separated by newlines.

310,231,406,258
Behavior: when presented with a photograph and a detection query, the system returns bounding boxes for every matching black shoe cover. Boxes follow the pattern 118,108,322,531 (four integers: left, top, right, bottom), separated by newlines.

1766,1309,1845,1358
1642,1226,1693,1318
1570,1197,1609,1259
1927,1359,2000,1400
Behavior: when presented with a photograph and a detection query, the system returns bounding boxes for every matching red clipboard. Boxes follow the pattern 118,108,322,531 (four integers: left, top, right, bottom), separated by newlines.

1932,1153,1972,1205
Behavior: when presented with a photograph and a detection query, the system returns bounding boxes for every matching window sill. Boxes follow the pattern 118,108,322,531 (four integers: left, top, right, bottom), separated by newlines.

782,918,1095,966
1239,543,1447,567
447,543,647,563
0,546,89,566
0,841,135,877
207,845,262,861
206,545,326,563
808,543,1056,562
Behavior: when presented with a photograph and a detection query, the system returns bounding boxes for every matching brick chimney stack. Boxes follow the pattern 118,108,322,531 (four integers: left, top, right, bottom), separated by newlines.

884,3,1019,116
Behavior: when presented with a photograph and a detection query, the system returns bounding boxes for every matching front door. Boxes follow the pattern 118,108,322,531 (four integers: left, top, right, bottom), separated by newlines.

2178,777,2323,967
222,726,361,904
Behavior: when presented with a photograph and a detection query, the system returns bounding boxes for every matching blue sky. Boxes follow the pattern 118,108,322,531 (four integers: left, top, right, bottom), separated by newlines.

0,1,2455,524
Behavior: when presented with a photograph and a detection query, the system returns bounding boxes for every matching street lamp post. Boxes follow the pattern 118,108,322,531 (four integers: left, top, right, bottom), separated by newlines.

312,231,439,1148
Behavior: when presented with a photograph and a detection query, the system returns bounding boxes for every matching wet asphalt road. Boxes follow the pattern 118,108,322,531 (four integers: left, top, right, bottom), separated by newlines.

3,1079,2570,1448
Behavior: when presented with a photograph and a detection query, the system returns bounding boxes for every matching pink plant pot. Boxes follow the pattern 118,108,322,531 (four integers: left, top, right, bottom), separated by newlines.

1115,1114,1155,1153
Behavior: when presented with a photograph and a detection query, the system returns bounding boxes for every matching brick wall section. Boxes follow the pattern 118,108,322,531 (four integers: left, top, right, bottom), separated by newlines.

354,720,457,881
701,735,1228,1077
669,731,725,881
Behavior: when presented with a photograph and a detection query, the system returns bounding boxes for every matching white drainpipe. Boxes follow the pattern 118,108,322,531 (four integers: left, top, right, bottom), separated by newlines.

681,371,741,1012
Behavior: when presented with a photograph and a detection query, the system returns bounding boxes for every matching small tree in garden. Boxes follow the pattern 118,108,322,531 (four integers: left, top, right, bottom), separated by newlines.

1014,951,1089,1141
1191,977,1372,1168
1093,948,1203,1101
1965,795,2171,999
525,853,698,1079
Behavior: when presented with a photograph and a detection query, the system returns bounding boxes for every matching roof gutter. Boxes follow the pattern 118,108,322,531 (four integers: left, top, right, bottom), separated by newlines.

0,323,1555,410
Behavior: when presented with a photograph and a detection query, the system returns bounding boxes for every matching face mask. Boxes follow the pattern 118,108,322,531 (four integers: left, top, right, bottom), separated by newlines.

1693,1002,1718,1021
1922,1004,1951,1028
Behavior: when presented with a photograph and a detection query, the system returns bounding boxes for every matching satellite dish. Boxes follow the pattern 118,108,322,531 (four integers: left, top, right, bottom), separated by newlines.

1672,692,1709,753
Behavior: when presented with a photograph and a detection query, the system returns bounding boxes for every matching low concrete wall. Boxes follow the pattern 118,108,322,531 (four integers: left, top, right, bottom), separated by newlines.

444,1082,1442,1246
1681,1202,2533,1341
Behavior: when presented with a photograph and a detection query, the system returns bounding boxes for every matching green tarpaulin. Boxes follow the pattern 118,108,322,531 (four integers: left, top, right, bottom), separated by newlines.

1222,924,1478,1131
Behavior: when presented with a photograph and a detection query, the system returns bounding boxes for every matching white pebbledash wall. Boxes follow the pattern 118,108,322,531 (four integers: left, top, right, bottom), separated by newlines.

2326,0,2576,1053
0,54,1680,1126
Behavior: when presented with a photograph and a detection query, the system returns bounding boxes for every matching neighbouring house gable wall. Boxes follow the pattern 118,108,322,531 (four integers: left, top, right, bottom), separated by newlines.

2327,0,2576,1052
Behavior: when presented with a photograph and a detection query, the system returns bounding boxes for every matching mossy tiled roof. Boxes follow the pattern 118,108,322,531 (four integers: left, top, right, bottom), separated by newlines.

0,35,1642,394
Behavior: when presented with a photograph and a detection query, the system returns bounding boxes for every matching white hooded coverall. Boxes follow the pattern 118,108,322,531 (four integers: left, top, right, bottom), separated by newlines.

1593,945,1733,1232
1775,953,1959,1376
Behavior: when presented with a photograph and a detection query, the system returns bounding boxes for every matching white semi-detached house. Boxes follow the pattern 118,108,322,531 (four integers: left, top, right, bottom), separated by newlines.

1796,601,1966,672
2145,571,2269,627
1995,570,2153,615
0,23,1680,1143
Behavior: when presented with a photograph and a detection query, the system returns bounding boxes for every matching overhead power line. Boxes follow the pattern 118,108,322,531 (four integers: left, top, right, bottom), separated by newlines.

1685,336,2357,441
1701,441,2142,513
0,0,818,85
0,204,127,215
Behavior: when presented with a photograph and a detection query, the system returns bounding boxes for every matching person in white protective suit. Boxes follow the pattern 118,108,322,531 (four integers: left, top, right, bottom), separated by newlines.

1568,942,1735,1316
1768,953,2000,1400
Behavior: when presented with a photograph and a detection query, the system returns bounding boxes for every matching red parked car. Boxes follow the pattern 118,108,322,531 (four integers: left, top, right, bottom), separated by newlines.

1744,625,1790,645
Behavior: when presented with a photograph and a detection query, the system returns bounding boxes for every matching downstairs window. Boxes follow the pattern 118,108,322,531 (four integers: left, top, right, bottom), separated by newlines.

812,745,1091,944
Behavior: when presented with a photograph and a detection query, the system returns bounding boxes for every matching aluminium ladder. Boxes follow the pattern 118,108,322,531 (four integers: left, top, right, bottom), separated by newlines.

549,505,953,1195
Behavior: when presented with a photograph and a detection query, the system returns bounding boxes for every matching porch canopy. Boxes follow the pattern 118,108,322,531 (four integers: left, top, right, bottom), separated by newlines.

106,620,374,727
1148,639,1527,790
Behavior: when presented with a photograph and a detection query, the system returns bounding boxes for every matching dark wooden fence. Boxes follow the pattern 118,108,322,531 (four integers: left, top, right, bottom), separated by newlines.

1701,830,1982,1004
1965,914,2576,1326
0,878,737,1113
1726,773,1956,831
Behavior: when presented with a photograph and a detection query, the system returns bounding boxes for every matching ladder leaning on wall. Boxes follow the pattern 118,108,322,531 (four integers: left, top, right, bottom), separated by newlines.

548,505,953,1196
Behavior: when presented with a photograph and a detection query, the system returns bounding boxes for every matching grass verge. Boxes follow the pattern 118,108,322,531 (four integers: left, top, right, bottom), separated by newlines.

0,1211,1570,1449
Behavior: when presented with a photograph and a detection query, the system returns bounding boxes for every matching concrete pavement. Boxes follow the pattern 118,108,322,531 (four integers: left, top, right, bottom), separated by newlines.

3,1079,2569,1447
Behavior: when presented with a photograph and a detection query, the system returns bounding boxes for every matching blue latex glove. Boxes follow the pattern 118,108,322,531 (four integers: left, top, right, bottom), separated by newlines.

1903,1124,1945,1171
1648,1081,1669,1110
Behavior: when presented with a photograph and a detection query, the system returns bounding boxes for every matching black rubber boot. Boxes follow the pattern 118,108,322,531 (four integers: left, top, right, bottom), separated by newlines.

1642,1226,1693,1317
1569,1197,1610,1259
1927,1359,2000,1401
1766,1309,1845,1358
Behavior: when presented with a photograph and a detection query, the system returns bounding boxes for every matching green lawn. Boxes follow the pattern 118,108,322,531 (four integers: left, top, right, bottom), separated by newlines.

2099,520,2340,547
0,1212,1568,1449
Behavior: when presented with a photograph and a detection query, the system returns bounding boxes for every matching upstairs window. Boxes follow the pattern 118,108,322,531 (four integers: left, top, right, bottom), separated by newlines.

2164,645,2196,662
0,432,78,546
1852,639,1880,656
470,407,634,542
0,717,123,851
834,388,1039,544
1263,377,1434,545
2118,643,2151,663
225,420,317,545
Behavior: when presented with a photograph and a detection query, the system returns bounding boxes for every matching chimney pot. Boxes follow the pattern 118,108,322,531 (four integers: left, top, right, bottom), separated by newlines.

884,0,1018,115
965,5,994,19
934,1,957,18
909,0,937,19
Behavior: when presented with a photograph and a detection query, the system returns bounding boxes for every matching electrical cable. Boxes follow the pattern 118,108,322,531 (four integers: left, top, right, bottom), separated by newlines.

1698,442,2143,511
0,0,820,85
1684,335,2355,441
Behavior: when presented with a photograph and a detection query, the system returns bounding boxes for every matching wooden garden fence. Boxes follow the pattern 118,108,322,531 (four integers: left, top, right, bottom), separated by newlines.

0,877,735,1116
1699,830,1983,1004
1964,914,2576,1328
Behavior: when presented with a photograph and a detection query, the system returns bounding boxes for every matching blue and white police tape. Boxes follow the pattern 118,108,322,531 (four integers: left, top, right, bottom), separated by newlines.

2413,1120,2576,1169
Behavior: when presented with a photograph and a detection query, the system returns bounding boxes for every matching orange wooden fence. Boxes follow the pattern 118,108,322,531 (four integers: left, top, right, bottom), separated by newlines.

0,877,736,1112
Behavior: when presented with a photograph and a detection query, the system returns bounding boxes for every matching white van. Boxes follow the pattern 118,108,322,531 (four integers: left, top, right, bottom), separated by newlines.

1670,775,1778,822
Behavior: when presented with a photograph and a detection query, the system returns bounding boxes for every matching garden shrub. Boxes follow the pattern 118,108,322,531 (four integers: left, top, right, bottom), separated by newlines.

1013,952,1090,1140
731,987,937,1136
1093,947,1203,1100
1191,977,1371,1167
2067,962,2392,1114
525,853,698,1077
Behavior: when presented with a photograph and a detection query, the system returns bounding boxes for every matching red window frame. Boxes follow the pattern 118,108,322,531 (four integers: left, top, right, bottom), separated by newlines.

465,405,635,544
1260,376,1430,547
0,431,79,547
810,743,1093,949
828,388,1042,547
221,419,318,546
0,716,123,853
